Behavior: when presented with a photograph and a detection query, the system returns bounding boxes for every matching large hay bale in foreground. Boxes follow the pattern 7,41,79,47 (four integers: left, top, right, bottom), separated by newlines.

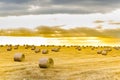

14,53,25,62
42,49,49,54
39,58,54,68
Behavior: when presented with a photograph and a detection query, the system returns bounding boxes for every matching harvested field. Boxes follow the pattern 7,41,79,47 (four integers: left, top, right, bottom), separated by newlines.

0,45,120,80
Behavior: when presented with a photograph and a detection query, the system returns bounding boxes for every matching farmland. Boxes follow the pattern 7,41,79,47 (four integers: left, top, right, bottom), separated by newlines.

0,45,120,80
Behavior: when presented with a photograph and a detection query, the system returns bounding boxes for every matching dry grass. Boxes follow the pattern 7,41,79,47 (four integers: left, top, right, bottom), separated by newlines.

0,46,120,80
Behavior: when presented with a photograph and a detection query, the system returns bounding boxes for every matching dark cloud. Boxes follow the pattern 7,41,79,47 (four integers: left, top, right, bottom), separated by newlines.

0,0,120,16
0,0,31,4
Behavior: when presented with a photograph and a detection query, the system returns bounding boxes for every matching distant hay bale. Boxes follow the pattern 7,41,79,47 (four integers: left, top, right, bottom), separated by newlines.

51,48,60,52
35,48,40,53
31,46,36,50
63,45,65,47
78,48,81,51
39,58,54,68
25,45,29,49
114,47,119,50
14,45,19,49
8,44,12,47
97,50,102,54
42,49,49,54
14,53,25,62
101,50,107,55
7,47,12,51
46,45,49,47
0,45,3,47
75,47,81,51
67,46,70,48
106,48,112,51
91,47,95,50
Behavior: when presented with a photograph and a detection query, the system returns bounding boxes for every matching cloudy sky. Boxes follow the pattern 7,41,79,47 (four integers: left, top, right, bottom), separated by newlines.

0,0,120,29
0,0,120,15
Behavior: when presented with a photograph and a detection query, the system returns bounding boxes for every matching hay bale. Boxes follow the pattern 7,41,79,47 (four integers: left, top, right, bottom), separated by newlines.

77,47,81,51
97,50,102,54
91,47,95,50
106,48,112,51
51,48,60,52
25,45,29,49
31,46,36,50
14,53,25,62
114,47,119,50
35,48,40,53
39,58,54,68
75,47,81,51
14,45,19,49
42,49,49,54
101,50,107,55
7,47,12,51
0,45,3,47
8,44,12,47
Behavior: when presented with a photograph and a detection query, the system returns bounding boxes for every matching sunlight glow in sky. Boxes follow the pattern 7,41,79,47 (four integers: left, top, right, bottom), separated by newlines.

0,36,119,46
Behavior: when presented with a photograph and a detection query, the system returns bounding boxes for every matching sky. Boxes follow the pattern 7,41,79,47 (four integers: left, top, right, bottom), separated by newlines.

0,0,120,15
0,0,120,37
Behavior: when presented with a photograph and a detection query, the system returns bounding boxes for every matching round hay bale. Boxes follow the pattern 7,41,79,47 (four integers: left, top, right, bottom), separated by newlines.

31,46,36,50
8,44,12,47
42,49,49,54
106,48,112,51
78,48,81,51
0,45,3,47
14,45,19,49
97,50,102,54
25,45,29,49
7,47,12,51
51,48,60,52
101,50,107,55
91,47,95,50
77,47,81,51
14,53,25,62
39,58,54,68
35,48,40,53
75,47,81,51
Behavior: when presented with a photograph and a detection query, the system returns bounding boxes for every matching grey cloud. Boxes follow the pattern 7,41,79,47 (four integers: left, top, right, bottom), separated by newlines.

0,0,31,4
0,0,120,16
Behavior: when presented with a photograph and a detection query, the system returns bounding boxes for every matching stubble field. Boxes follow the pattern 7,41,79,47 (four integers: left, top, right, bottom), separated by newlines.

0,45,120,80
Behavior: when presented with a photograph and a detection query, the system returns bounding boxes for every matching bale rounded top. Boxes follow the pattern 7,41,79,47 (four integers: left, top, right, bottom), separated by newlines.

7,47,12,51
35,48,40,53
42,49,49,54
14,53,25,62
101,50,107,55
97,50,102,54
51,48,60,52
39,58,54,68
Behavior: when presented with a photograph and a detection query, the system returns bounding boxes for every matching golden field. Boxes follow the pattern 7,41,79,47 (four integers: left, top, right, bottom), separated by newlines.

1,45,120,80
